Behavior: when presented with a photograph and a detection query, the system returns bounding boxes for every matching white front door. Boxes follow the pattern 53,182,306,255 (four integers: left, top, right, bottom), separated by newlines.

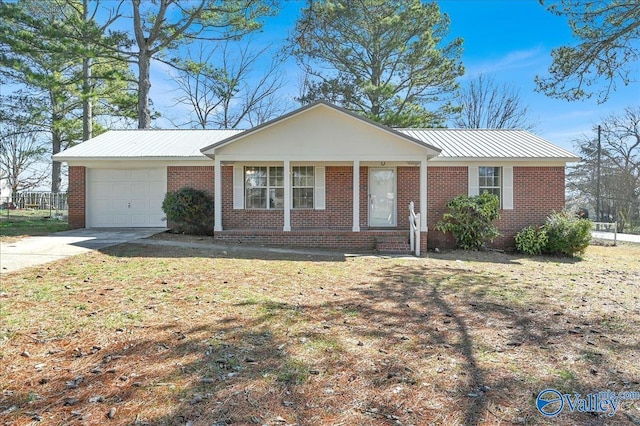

369,168,396,227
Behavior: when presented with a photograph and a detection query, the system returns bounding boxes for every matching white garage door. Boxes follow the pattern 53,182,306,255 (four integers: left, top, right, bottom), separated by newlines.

88,168,167,227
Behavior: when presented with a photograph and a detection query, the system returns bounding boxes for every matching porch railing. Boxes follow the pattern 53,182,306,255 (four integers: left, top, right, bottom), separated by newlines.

409,201,421,256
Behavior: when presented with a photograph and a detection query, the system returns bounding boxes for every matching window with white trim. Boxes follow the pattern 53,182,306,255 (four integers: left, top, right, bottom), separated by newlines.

478,166,501,203
292,166,314,209
245,166,284,209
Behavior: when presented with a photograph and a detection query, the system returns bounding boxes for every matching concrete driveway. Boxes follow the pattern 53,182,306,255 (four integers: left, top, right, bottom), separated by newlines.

592,231,640,244
0,228,166,275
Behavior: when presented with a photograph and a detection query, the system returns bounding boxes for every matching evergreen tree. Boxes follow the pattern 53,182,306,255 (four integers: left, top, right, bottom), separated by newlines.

292,0,464,127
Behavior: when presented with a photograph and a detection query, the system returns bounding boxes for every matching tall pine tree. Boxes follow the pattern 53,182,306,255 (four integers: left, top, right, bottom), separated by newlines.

0,0,137,191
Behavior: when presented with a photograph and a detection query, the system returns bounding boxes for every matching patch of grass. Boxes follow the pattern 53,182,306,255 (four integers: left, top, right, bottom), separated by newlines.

0,242,639,425
275,359,310,385
0,210,68,240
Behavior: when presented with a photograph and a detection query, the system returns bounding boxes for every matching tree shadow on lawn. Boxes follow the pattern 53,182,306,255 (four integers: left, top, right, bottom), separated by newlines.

2,318,319,425
3,258,638,425
341,263,640,425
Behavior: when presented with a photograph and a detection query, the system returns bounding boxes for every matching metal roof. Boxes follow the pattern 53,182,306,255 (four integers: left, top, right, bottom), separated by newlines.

53,129,244,160
53,120,579,163
398,128,579,161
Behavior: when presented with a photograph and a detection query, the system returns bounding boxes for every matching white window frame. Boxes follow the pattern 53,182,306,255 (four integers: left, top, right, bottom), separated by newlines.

468,165,513,210
479,166,502,204
292,166,315,209
244,166,284,210
233,165,326,211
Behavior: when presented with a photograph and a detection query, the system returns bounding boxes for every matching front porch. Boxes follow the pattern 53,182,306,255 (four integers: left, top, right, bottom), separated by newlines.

198,101,440,255
213,228,428,254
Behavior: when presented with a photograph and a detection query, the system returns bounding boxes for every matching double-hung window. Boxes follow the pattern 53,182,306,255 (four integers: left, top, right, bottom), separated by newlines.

469,165,513,210
234,165,325,210
245,166,284,209
292,166,314,209
478,166,501,203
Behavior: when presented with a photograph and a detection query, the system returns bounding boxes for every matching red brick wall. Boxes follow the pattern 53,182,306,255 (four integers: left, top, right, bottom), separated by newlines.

397,166,420,229
221,165,283,229
291,166,353,229
221,165,359,230
167,166,214,198
67,163,564,252
360,166,368,229
427,166,467,248
495,166,566,246
214,229,417,251
68,166,86,229
427,166,566,249
217,165,419,231
166,166,215,229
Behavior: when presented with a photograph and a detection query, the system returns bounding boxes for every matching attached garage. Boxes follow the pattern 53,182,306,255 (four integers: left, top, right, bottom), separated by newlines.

53,129,240,229
87,168,166,227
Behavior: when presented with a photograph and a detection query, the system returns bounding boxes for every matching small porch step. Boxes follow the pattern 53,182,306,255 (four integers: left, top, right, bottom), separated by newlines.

375,234,412,255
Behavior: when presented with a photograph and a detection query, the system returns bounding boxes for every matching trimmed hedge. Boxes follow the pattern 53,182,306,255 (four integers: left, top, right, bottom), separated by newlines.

162,187,214,235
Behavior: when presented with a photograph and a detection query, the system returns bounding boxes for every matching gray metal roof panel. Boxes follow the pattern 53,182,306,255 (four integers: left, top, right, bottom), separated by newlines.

54,129,244,160
398,129,579,160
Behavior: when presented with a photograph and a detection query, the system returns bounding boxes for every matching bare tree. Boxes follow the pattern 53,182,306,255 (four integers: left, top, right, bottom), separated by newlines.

124,0,276,129
568,106,640,230
0,124,49,198
454,74,538,130
171,40,288,129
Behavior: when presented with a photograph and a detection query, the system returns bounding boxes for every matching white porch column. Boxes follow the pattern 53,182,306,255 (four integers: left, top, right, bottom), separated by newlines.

352,160,360,232
420,158,427,231
283,159,291,231
214,157,223,231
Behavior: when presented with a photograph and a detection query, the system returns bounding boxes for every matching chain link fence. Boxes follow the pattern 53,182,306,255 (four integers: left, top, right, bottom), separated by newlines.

0,192,68,220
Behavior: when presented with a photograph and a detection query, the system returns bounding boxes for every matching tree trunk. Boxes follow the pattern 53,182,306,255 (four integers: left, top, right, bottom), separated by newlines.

83,57,93,140
138,50,152,129
82,0,92,141
51,130,62,192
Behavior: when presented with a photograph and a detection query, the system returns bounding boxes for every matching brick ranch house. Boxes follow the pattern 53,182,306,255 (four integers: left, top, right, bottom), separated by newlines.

54,101,579,253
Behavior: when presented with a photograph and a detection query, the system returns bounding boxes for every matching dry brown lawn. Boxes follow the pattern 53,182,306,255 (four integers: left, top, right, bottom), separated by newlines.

1,237,639,425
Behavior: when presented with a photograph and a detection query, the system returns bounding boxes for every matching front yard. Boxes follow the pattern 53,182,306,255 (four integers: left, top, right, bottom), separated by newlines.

1,240,639,425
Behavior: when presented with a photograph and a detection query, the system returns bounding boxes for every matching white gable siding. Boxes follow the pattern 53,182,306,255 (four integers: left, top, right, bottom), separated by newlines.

214,106,429,161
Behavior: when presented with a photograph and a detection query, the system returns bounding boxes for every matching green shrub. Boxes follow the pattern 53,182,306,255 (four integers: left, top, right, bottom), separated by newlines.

543,210,592,257
162,187,214,235
515,225,548,255
435,192,501,250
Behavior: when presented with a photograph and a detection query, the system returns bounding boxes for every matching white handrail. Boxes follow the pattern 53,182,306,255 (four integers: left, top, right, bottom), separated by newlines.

409,201,420,256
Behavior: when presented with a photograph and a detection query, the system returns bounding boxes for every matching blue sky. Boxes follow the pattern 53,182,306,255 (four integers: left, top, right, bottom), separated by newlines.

145,1,636,153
